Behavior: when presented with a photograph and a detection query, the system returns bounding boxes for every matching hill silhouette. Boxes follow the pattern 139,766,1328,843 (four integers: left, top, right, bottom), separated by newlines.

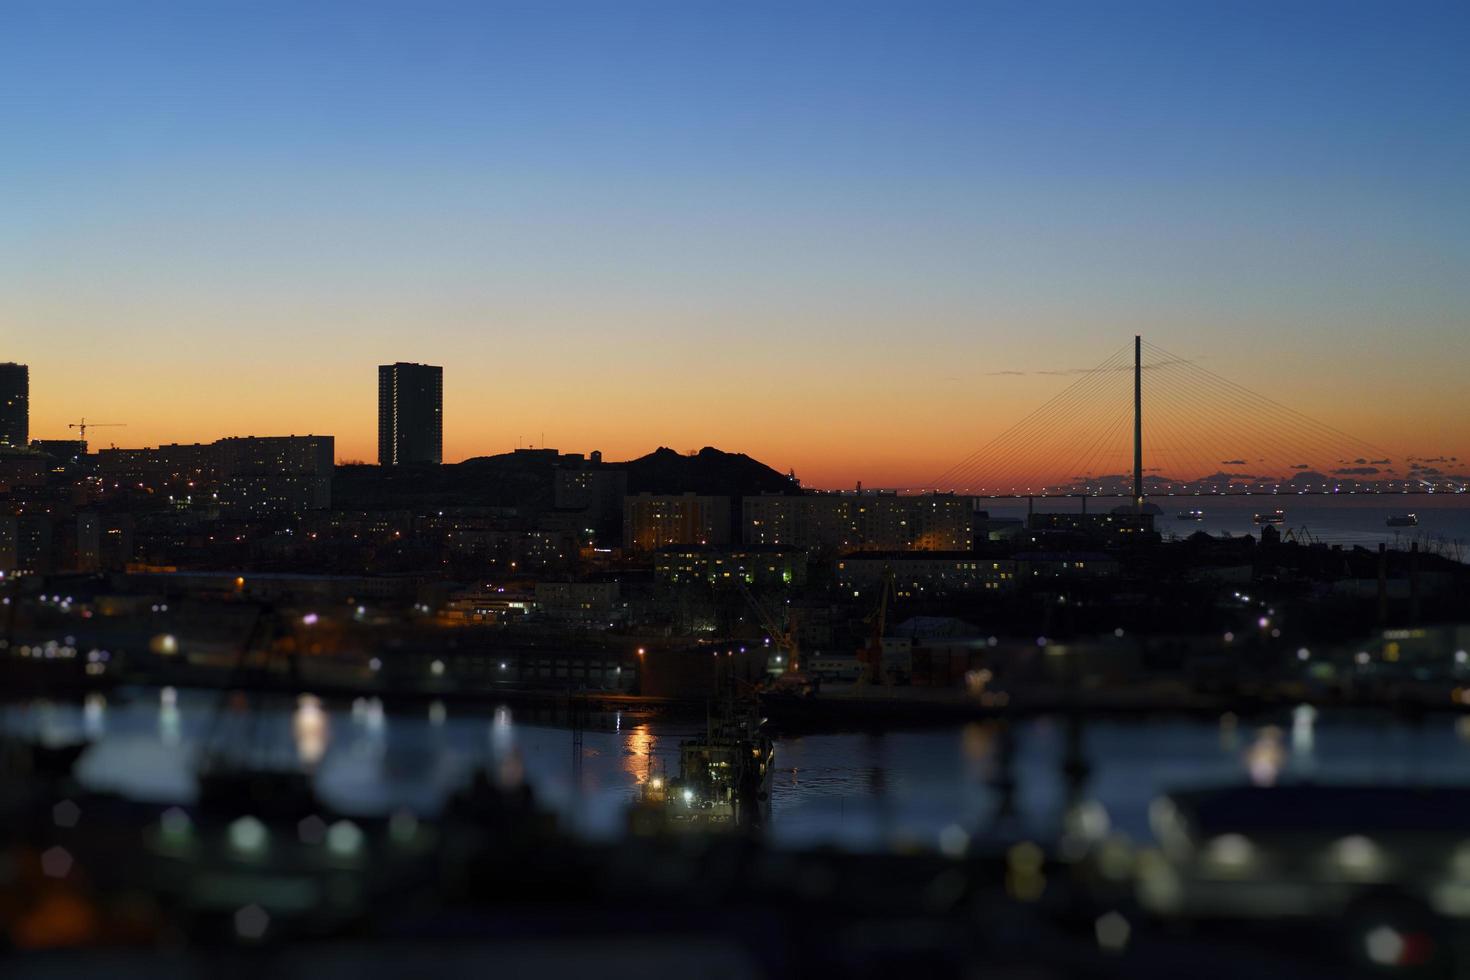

621,446,797,497
334,445,796,510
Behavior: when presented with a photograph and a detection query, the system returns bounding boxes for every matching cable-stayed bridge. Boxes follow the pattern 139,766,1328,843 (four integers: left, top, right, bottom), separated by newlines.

929,337,1463,498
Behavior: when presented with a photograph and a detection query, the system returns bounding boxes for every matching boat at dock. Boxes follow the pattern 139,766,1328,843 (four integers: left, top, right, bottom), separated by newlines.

637,695,774,832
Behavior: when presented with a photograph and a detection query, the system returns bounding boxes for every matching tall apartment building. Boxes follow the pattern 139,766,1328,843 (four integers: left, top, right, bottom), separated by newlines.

216,435,335,515
0,363,28,449
623,493,731,551
378,362,443,465
553,452,627,540
0,514,52,572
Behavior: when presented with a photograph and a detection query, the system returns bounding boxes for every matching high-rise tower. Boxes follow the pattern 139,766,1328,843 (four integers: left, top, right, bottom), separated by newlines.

0,363,29,449
377,362,442,466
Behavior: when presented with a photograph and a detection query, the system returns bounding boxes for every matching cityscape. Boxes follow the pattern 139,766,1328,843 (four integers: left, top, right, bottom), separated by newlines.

5,2,1470,977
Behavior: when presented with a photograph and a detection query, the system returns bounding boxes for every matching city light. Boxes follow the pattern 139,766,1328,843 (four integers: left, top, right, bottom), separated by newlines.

0,14,1466,969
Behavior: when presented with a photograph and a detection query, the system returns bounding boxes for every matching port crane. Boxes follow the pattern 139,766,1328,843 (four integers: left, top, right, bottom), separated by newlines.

858,566,896,685
735,579,811,695
1283,526,1318,546
68,418,126,444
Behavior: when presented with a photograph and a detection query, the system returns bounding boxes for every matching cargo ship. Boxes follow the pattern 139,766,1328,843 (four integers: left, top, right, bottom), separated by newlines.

1386,513,1418,527
1176,509,1205,521
1253,510,1286,525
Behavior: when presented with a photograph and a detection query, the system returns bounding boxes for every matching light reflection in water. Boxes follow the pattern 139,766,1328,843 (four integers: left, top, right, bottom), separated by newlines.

1292,704,1317,763
158,698,181,747
1244,726,1286,786
490,705,514,761
364,697,385,733
83,693,106,739
12,697,1470,850
622,723,657,784
1219,712,1240,751
293,694,328,766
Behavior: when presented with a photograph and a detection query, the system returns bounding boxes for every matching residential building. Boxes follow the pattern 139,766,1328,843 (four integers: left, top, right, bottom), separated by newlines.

1014,551,1120,579
0,363,27,449
0,514,53,572
378,362,443,466
216,435,335,516
554,452,627,540
835,552,1016,596
653,544,806,588
744,491,972,553
624,493,731,550
534,581,622,623
97,435,333,515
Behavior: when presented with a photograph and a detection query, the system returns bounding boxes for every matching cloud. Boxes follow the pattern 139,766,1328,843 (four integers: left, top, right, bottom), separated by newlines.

1332,466,1380,476
1369,458,1391,465
1291,463,1310,470
1201,471,1258,481
1221,459,1246,465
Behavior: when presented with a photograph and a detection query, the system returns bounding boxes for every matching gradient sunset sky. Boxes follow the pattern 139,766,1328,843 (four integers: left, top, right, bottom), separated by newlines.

3,1,1467,488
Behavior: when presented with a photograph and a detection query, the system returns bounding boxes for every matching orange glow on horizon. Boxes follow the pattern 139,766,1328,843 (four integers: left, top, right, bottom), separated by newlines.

17,338,1468,491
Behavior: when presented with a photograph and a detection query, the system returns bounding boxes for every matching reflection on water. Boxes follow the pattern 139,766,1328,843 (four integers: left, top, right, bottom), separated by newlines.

8,691,1470,851
1244,726,1286,786
1292,703,1318,763
83,692,106,739
293,694,328,766
622,722,656,784
159,687,181,747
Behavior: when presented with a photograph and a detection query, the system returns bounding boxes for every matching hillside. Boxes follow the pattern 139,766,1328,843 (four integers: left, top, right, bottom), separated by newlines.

619,446,798,497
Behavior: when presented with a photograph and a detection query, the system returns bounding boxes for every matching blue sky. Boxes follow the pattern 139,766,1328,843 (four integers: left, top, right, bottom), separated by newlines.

2,0,1467,482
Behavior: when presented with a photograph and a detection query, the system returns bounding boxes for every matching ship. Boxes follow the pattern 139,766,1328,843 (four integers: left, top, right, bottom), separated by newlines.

1176,509,1205,521
1386,513,1418,527
641,695,775,831
1253,510,1286,525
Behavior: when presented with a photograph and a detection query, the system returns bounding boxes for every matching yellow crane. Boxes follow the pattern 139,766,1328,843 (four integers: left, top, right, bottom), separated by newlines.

68,418,126,445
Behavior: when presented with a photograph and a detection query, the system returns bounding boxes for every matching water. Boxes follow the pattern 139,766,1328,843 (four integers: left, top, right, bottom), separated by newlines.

9,691,1470,852
985,494,1470,551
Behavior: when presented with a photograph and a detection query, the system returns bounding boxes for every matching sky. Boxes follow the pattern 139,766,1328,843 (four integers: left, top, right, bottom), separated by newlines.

2,0,1467,488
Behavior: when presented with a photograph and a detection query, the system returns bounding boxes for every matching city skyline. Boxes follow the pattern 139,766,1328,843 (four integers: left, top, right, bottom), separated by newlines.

7,343,1465,492
5,6,1470,966
4,1,1468,487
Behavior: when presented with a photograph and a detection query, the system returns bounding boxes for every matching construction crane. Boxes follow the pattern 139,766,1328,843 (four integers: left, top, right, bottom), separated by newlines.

68,418,126,444
736,578,799,672
735,579,811,695
858,566,896,685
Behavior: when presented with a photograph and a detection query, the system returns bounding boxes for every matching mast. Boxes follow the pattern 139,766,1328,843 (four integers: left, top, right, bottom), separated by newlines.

1133,335,1143,511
